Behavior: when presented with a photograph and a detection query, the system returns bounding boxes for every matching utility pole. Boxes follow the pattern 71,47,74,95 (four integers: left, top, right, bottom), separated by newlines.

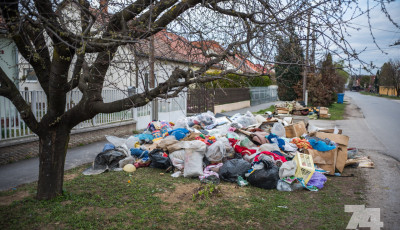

303,9,311,105
311,23,316,73
148,1,158,120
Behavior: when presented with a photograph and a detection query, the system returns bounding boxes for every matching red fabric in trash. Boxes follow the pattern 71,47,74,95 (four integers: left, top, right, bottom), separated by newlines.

255,151,287,163
228,138,256,156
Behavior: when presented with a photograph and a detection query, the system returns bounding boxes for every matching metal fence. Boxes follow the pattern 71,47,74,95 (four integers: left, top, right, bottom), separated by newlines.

187,87,252,114
0,89,134,140
249,86,278,106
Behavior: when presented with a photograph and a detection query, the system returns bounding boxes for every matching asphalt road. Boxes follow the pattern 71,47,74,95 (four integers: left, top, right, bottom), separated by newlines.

345,91,400,161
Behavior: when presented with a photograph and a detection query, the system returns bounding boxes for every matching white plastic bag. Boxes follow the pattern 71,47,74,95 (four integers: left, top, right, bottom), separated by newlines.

174,117,189,129
271,122,286,137
119,156,135,168
206,141,226,162
255,115,267,123
106,135,127,147
169,150,185,170
106,135,139,149
126,136,139,149
183,141,206,177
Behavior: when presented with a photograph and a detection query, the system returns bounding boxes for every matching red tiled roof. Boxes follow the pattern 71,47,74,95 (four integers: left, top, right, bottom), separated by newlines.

133,30,222,68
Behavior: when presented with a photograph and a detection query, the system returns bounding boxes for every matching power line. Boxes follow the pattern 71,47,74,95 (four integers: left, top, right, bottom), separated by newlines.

348,22,400,34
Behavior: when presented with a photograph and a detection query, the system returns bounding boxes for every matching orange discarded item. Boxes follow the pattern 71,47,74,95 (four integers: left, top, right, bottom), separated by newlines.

291,138,312,149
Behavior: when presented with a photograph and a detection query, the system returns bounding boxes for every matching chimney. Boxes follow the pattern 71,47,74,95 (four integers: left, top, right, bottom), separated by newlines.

100,0,108,14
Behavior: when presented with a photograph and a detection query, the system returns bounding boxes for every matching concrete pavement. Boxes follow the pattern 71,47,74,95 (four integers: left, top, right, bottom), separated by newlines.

0,140,107,191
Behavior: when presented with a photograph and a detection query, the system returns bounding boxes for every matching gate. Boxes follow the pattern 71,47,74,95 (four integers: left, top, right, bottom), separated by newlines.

187,88,214,114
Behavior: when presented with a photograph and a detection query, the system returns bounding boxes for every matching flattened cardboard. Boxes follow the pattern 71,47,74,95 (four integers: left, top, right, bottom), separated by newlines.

285,121,307,138
315,132,349,173
306,148,338,175
315,132,349,146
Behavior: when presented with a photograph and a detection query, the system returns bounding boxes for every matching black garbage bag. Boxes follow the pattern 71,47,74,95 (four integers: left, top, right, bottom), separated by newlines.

83,149,127,175
247,159,280,189
149,149,172,169
219,159,251,183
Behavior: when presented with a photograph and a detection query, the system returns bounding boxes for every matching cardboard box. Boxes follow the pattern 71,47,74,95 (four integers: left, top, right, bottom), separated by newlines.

276,107,289,114
319,107,329,115
315,132,349,173
285,121,307,138
318,129,343,134
319,113,331,119
306,148,338,175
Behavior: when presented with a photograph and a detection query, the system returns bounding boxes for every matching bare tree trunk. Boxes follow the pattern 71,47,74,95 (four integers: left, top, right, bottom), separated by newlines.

36,127,70,200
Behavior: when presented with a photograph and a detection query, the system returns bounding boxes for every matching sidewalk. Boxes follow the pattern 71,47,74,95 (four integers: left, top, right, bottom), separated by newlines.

0,140,107,191
222,101,278,116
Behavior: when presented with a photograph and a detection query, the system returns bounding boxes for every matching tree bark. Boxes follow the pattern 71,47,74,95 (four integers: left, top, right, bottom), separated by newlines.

36,127,70,200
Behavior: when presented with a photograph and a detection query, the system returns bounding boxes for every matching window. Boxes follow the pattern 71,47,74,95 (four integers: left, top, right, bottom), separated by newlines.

23,68,38,82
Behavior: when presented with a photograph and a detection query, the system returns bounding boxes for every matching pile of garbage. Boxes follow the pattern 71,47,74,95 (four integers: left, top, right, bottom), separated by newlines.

83,110,367,192
274,101,330,119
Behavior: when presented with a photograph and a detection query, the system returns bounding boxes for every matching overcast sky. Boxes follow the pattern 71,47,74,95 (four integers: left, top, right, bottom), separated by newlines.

340,0,400,75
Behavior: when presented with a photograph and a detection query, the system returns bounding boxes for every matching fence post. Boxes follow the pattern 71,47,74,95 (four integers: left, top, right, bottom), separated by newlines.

31,91,37,119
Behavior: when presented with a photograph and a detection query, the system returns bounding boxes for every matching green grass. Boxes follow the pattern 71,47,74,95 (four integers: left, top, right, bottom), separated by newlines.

0,164,365,229
360,91,400,100
254,105,275,114
322,102,347,120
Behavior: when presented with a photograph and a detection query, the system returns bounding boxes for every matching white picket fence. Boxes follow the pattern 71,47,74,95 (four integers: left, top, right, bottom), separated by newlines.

0,89,187,141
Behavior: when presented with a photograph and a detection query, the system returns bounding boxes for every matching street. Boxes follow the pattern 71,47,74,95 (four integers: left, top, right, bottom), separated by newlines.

346,91,400,161
309,92,400,229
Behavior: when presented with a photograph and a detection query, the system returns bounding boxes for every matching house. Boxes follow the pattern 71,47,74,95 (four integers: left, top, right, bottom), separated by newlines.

1,0,264,131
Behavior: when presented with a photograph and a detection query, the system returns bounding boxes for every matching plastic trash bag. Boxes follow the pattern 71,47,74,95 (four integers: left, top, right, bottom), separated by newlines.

171,171,182,178
119,156,135,168
239,137,257,148
271,123,286,137
218,159,251,183
196,111,216,126
105,135,139,149
219,137,234,158
83,149,127,175
226,132,240,140
277,180,303,192
230,111,257,128
237,176,249,187
277,180,292,191
169,150,185,170
105,135,127,147
255,114,267,124
183,141,207,177
279,160,297,179
247,159,280,189
174,117,190,129
149,149,172,169
206,140,226,162
306,172,327,189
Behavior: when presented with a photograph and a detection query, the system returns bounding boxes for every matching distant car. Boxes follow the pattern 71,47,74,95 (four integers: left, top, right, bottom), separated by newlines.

351,86,361,92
